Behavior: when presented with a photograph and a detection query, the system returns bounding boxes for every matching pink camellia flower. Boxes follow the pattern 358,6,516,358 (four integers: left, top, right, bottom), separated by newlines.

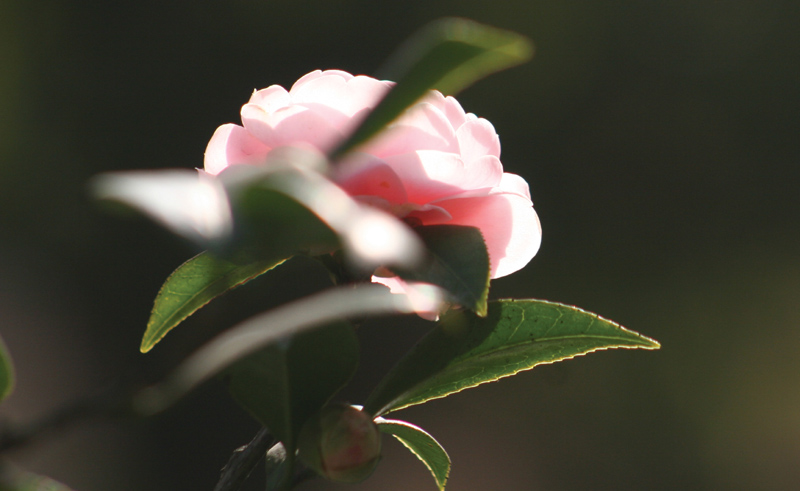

205,69,541,306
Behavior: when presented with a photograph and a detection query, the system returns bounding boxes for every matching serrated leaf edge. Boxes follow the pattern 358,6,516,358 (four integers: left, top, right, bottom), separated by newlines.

384,300,659,413
141,254,288,352
376,418,451,491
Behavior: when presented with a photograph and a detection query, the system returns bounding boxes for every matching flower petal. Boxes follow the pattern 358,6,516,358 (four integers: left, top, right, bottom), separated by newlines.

291,73,390,118
456,117,501,164
335,154,408,205
364,102,458,158
241,103,344,151
432,193,541,278
442,95,468,131
248,85,292,112
384,151,501,204
203,124,271,176
496,172,531,200
291,69,353,91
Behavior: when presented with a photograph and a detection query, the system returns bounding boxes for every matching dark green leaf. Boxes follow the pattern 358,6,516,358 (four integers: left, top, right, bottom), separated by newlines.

397,225,489,316
0,462,76,491
132,284,444,416
226,322,359,447
141,251,287,353
332,18,533,158
0,335,13,403
365,299,660,416
376,418,450,490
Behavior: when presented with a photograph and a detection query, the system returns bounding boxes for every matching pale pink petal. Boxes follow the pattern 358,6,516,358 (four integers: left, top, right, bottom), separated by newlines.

335,155,408,204
203,124,271,176
442,95,468,130
456,117,501,164
419,90,448,113
291,69,353,91
433,193,541,278
241,103,344,151
384,151,501,204
364,102,457,158
291,74,390,117
247,85,292,111
496,172,531,200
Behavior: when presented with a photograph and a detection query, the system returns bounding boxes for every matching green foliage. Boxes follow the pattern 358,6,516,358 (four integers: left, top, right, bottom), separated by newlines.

141,252,287,352
366,299,660,416
397,225,490,316
376,418,450,490
131,285,434,416
226,323,359,448
222,162,423,270
332,17,534,158
0,335,13,403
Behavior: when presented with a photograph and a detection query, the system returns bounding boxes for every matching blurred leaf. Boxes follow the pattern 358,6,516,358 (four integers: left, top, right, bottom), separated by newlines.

332,18,533,158
91,170,233,246
0,463,75,491
222,162,424,271
132,284,445,417
365,300,660,416
397,225,489,316
226,322,359,448
0,335,13,402
141,252,287,353
94,147,424,273
376,418,450,490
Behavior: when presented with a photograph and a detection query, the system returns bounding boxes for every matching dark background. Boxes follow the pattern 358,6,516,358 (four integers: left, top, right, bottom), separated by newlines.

1,1,799,490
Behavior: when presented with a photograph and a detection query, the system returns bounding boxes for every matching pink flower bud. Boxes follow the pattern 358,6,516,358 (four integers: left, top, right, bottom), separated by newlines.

298,404,381,483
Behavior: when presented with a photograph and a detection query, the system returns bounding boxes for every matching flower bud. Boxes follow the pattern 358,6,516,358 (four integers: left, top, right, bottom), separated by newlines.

298,404,381,483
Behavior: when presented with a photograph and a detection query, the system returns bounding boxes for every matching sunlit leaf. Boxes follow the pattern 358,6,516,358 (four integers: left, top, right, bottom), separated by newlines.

141,252,287,353
226,322,359,448
365,299,660,416
132,284,446,416
0,335,14,403
376,418,450,490
332,18,533,158
91,169,233,246
397,225,489,316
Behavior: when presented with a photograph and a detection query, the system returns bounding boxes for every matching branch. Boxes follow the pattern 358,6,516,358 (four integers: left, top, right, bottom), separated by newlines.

214,427,276,491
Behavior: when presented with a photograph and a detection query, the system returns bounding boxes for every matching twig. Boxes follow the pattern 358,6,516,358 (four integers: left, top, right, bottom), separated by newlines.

213,427,275,491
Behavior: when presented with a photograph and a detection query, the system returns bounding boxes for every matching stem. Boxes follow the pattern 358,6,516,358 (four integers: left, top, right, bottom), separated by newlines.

214,428,275,491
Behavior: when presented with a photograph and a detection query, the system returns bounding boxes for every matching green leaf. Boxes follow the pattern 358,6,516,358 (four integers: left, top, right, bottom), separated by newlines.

0,335,14,403
332,18,533,159
222,162,424,271
376,418,450,491
141,251,287,353
0,463,76,491
132,284,445,416
226,322,359,448
365,299,660,416
91,169,233,246
397,225,490,316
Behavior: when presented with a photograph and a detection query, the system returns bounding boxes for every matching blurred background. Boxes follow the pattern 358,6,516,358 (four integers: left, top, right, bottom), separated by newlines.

1,0,799,489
